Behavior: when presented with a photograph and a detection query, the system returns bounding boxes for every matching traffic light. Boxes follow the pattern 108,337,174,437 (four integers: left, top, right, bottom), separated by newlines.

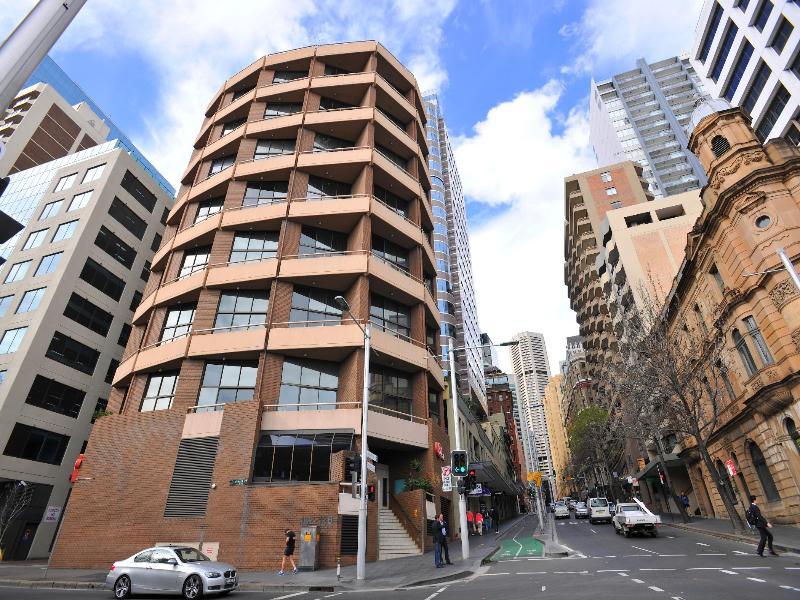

467,468,477,491
457,478,466,496
344,455,359,482
451,450,468,477
367,484,376,502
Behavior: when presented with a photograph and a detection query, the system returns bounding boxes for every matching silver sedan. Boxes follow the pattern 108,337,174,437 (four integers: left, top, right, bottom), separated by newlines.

106,546,238,599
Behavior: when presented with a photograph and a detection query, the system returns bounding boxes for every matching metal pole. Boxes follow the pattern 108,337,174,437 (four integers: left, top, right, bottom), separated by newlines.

0,0,87,115
777,248,800,293
356,322,370,580
448,349,470,561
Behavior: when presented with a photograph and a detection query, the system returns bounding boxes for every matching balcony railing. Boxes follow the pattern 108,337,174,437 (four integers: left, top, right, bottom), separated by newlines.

187,403,227,414
262,401,360,412
192,321,268,335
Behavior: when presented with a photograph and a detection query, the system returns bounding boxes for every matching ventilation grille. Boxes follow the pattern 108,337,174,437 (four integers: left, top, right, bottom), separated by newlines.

711,135,731,157
340,515,358,555
164,437,219,518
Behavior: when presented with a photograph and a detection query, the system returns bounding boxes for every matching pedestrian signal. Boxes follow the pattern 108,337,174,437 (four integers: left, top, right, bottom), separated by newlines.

451,450,468,476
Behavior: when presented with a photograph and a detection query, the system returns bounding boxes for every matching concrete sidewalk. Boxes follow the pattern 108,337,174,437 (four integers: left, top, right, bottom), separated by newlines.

659,512,800,553
0,513,533,592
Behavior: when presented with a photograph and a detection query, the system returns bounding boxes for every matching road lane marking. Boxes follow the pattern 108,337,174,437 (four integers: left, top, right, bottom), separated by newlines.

631,578,645,583
618,573,629,577
659,554,686,557
631,545,659,554
478,572,510,576
687,567,723,570
273,594,308,600
590,529,597,534
696,542,710,547
697,553,726,556
598,569,629,572
541,586,546,592
515,571,547,574
719,569,738,575
553,570,588,574
780,585,800,591
640,568,676,571
746,577,766,583
785,567,800,570
324,594,343,598
624,554,650,557
732,567,770,570
422,587,447,600
649,586,665,592
604,555,617,558
732,550,749,555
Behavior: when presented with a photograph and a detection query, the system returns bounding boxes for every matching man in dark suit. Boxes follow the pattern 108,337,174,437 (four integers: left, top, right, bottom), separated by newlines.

433,513,446,568
747,495,779,557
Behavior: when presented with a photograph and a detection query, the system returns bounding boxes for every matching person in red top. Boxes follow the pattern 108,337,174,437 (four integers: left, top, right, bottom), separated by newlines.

466,510,474,536
475,511,484,536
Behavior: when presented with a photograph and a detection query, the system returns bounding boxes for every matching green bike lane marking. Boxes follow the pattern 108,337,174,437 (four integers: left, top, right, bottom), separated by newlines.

491,536,545,561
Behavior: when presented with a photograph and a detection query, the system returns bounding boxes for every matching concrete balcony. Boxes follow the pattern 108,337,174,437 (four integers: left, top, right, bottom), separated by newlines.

206,258,278,288
370,327,427,370
221,202,288,230
374,109,418,157
135,336,191,372
214,88,256,125
182,410,224,439
296,147,371,176
111,353,137,385
183,125,246,184
255,77,310,102
309,71,375,91
427,353,445,391
132,287,158,325
368,255,423,303
420,236,436,273
152,212,223,271
151,270,206,311
375,75,421,133
166,190,189,225
186,165,234,203
423,288,439,323
267,322,364,361
372,149,419,197
278,252,368,290
234,154,295,180
288,195,370,230
304,106,372,128
370,196,421,245
245,113,304,138
368,404,428,448
188,325,266,358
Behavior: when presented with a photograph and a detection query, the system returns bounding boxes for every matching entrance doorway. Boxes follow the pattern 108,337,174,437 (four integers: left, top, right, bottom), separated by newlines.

376,465,389,509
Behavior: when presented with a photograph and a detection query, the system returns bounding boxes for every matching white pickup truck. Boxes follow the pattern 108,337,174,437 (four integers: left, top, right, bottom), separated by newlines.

612,498,661,537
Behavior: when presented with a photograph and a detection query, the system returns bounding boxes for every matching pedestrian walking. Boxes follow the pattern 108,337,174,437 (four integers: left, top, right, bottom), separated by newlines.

680,492,690,512
440,514,453,565
746,495,779,557
433,513,446,568
485,510,493,533
466,509,474,536
491,507,499,533
278,529,297,575
475,510,484,535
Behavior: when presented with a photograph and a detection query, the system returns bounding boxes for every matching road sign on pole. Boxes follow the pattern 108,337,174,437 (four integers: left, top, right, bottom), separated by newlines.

366,450,378,462
441,466,452,492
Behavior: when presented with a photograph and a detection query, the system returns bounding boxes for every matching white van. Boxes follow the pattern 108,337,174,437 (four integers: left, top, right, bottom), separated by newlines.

588,497,612,524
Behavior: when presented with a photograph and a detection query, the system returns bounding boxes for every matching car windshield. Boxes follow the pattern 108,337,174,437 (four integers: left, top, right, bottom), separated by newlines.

576,503,586,508
590,498,608,507
175,548,210,562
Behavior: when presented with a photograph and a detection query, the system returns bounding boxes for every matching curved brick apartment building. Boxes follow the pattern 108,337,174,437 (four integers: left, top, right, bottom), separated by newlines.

51,41,451,569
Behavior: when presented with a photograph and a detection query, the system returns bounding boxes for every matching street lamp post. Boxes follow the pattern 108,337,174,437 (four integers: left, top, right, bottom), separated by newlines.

334,296,370,581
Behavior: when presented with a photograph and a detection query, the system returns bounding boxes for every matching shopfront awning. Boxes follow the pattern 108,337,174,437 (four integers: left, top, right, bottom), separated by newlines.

469,461,525,495
633,454,686,480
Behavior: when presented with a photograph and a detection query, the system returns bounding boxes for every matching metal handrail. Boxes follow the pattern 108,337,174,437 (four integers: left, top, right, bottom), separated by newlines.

207,255,278,268
372,196,417,228
196,163,234,185
121,333,189,361
300,193,368,203
270,318,352,328
193,322,267,335
216,121,247,141
188,403,227,414
282,249,365,260
177,210,222,234
388,491,422,548
299,145,370,154
368,403,426,424
374,147,412,176
237,150,296,165
369,252,421,282
224,198,288,212
368,319,425,349
262,401,361,410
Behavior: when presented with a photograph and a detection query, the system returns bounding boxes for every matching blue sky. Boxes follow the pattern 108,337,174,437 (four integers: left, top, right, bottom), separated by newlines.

3,0,705,371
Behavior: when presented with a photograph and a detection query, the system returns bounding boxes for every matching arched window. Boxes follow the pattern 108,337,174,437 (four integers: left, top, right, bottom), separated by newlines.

733,329,758,377
786,417,800,454
749,442,780,502
711,134,731,157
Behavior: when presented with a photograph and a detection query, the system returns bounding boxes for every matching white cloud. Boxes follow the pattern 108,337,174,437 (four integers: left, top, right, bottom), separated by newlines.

52,0,455,187
453,84,596,373
560,0,704,75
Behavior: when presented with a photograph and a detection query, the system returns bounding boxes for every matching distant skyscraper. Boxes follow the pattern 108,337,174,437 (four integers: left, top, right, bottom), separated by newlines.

691,0,800,144
589,56,709,197
510,331,552,476
423,94,486,412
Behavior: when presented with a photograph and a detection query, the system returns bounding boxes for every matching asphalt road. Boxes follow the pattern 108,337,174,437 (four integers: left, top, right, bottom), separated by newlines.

4,512,800,599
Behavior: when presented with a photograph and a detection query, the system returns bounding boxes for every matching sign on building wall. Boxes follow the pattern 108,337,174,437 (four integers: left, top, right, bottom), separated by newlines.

43,506,61,523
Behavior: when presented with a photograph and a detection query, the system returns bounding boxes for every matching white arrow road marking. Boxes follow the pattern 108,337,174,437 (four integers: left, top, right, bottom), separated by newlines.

649,586,665,592
273,594,308,600
746,577,766,583
618,573,629,577
720,570,739,575
631,578,645,583
696,542,710,547
422,587,448,600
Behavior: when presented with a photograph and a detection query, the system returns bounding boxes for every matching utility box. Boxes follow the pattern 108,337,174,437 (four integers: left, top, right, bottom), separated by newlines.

298,525,320,571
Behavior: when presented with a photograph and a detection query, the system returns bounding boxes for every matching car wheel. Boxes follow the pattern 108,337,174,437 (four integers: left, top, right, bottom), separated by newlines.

623,529,630,538
651,530,658,538
183,574,203,599
113,575,131,599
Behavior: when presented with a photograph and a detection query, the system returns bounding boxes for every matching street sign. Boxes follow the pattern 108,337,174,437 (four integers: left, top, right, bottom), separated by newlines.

473,483,483,495
43,506,61,523
441,466,452,492
229,479,247,486
366,462,376,473
366,450,378,462
725,458,737,477
528,471,542,487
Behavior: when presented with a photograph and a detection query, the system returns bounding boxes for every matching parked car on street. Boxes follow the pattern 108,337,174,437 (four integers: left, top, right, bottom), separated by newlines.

588,497,612,524
106,546,238,599
554,502,571,519
612,498,661,537
574,502,590,519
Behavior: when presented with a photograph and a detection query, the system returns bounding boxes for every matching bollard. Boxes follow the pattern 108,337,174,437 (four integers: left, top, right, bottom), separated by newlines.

336,556,341,581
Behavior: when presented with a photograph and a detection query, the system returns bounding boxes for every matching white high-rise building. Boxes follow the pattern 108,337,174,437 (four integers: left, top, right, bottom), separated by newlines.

510,331,552,477
691,0,800,144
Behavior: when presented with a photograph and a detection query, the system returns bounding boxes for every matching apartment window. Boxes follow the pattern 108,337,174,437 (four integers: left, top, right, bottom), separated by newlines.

151,233,162,252
298,226,347,256
373,185,409,217
264,102,302,118
698,2,723,63
273,70,307,83
242,181,289,206
68,189,93,211
22,229,47,250
307,175,351,198
92,398,108,422
0,371,6,385
141,372,179,412
16,288,45,313
254,138,295,160
717,360,737,401
709,263,725,292
46,331,100,375
0,295,13,317
25,376,85,419
605,187,617,196
313,133,352,151
64,293,113,336
161,304,195,341
208,154,234,176
82,163,105,183
214,290,268,331
755,84,790,141
194,198,223,223
95,226,136,269
376,144,406,170
0,327,27,354
54,173,77,192
52,219,79,243
749,442,780,501
370,294,411,338
80,257,125,301
109,197,147,238
3,423,69,465
130,290,143,311
160,207,168,225
733,328,759,377
324,64,351,76
744,315,774,365
736,0,750,10
253,431,353,482
117,323,132,347
39,200,62,220
369,365,412,416
278,358,339,410
428,391,441,425
105,359,119,384
289,286,342,326
221,117,245,136
754,0,773,31
771,16,794,53
438,299,455,315
372,235,409,272
319,96,353,111
4,260,30,283
791,50,800,78
138,260,149,281
196,361,258,412
179,246,211,277
723,40,754,101
742,61,771,115
786,417,800,453
35,252,61,277
230,231,279,263
231,85,254,101
610,200,622,209
710,22,738,82
121,170,156,213
600,171,612,182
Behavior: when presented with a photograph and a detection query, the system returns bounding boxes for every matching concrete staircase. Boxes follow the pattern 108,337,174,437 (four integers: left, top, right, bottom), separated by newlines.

378,507,422,560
